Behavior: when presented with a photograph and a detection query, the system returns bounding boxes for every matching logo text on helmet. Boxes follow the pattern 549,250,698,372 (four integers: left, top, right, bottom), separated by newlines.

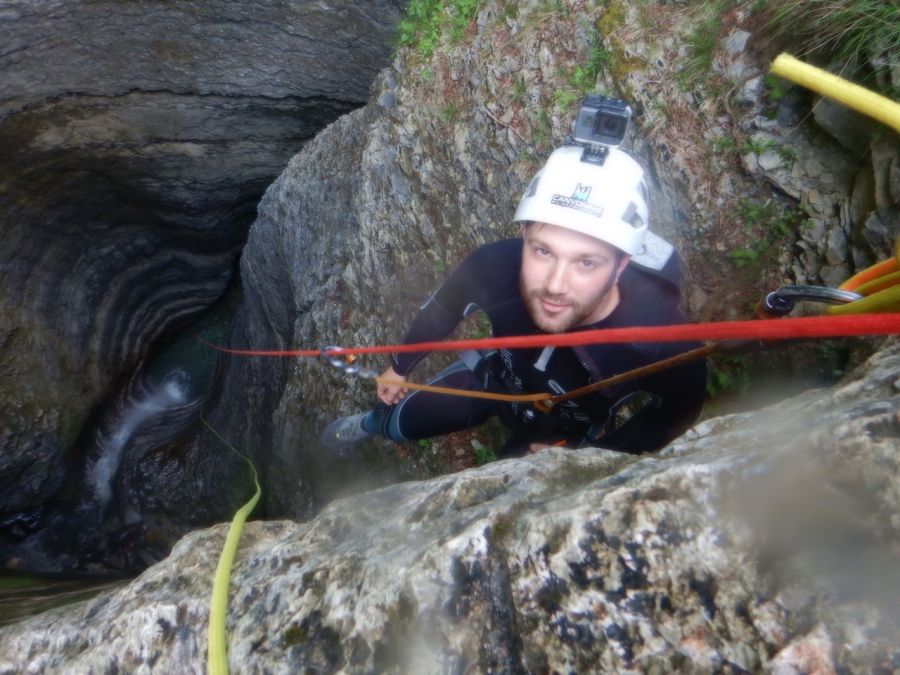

550,183,604,218
572,183,592,201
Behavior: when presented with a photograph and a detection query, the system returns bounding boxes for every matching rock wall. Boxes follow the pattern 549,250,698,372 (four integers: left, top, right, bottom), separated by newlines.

207,0,898,515
0,1,403,536
1,339,897,673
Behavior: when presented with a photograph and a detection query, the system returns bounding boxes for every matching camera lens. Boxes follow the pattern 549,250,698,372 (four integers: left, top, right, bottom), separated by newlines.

595,114,626,138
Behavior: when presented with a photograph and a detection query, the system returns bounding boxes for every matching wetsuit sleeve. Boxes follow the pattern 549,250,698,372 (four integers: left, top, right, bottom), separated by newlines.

594,352,707,454
391,245,497,376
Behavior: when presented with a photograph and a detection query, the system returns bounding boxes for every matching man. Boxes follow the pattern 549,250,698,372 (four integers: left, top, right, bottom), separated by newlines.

322,143,706,456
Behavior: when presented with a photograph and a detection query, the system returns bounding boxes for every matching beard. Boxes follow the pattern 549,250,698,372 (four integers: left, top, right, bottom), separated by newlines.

519,280,602,333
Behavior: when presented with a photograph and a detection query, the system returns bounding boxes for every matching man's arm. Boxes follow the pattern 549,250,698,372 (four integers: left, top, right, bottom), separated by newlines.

390,242,503,377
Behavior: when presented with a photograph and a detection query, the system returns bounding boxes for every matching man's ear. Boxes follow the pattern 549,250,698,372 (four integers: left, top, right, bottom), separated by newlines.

615,254,630,281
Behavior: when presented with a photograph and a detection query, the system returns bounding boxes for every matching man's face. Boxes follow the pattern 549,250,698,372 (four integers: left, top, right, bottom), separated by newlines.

519,222,628,333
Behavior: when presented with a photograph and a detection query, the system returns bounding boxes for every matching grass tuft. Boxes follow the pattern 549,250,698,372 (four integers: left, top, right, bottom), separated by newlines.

765,0,899,95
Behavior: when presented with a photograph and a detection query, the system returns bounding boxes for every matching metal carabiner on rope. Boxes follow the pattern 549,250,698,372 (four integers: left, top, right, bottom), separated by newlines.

758,285,864,317
319,346,379,379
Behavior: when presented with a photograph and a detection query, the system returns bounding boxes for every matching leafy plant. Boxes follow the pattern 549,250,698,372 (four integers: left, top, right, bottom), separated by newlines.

740,137,797,169
397,0,482,58
764,74,790,102
711,135,736,152
471,440,498,465
553,33,612,112
707,354,751,397
726,198,804,268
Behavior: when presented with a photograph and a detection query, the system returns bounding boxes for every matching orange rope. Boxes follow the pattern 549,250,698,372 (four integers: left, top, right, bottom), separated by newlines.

839,257,898,292
376,343,719,411
375,377,550,403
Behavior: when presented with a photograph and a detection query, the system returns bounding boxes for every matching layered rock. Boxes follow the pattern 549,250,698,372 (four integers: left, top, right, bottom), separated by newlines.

0,1,403,564
1,339,897,673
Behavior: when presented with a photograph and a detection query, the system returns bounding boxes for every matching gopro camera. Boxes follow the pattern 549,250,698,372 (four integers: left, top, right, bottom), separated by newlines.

571,94,632,149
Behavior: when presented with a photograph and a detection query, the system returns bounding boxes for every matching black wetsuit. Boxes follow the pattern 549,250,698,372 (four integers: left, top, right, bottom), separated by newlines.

371,238,707,455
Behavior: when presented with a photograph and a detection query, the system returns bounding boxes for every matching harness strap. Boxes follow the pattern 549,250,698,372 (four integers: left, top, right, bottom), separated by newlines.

532,344,719,412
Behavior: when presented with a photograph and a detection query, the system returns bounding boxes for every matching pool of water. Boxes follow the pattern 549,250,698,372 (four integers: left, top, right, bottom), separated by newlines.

0,574,128,626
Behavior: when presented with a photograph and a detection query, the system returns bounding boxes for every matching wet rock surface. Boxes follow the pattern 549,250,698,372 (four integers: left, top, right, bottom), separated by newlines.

1,339,897,673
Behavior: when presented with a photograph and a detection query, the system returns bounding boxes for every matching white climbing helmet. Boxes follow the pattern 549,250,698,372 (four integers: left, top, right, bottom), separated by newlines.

513,144,649,255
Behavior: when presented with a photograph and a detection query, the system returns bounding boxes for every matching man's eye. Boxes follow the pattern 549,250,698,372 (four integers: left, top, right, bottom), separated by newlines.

534,247,549,256
581,259,598,269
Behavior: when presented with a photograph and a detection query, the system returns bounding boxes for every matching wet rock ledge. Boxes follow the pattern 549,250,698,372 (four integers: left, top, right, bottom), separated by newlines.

1,339,897,673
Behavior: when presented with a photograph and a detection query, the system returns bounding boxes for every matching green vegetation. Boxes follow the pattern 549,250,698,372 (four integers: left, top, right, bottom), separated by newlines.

766,0,899,96
726,198,803,269
531,106,553,152
763,74,790,103
396,0,482,58
571,40,614,92
706,353,751,397
553,32,613,112
677,1,724,90
471,440,498,465
740,137,797,169
440,103,459,124
711,135,736,152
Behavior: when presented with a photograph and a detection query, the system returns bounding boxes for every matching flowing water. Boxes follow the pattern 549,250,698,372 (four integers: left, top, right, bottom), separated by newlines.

86,368,194,511
1,283,240,600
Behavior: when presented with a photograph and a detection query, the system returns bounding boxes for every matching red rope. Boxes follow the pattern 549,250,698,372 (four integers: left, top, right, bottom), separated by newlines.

199,313,900,358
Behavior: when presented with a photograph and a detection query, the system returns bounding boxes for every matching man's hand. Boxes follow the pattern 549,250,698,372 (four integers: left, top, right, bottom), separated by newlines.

376,366,409,405
527,440,569,454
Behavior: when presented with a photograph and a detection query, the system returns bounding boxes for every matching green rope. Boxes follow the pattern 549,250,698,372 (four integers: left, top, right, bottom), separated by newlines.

202,417,261,675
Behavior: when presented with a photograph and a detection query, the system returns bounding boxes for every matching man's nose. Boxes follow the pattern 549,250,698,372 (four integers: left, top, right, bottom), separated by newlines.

544,262,569,294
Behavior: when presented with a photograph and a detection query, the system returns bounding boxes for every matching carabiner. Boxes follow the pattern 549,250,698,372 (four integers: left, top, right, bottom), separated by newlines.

758,285,863,317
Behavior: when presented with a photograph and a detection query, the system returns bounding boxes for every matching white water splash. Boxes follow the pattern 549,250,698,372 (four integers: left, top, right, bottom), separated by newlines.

87,370,191,509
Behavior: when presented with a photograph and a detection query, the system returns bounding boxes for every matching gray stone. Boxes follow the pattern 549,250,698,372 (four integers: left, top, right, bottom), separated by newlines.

737,75,762,105
724,30,751,56
813,97,873,157
758,150,784,171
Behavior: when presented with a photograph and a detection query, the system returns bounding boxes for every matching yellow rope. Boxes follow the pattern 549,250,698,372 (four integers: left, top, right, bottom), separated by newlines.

770,53,900,131
202,418,261,675
826,285,900,315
